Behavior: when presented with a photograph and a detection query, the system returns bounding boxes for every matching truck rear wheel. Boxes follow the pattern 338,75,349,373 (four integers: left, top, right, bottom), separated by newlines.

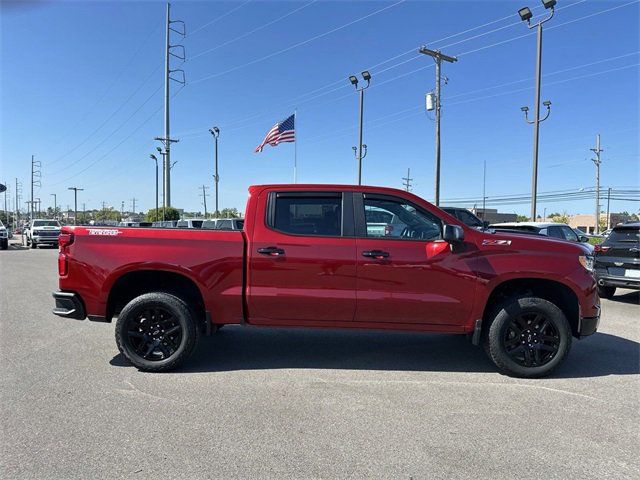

115,292,199,372
484,296,572,378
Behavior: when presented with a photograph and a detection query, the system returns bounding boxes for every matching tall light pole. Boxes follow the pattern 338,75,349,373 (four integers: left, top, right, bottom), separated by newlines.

419,46,457,206
157,147,167,221
150,154,159,219
209,126,220,217
591,134,603,234
67,187,83,226
50,193,57,220
518,0,556,220
349,71,371,185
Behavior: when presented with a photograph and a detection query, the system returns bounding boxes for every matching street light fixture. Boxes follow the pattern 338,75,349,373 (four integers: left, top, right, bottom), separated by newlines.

518,0,556,221
518,6,533,22
349,70,371,185
209,126,220,217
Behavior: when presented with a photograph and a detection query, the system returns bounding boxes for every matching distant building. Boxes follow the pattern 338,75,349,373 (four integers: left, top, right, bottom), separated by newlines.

569,213,634,234
471,208,518,224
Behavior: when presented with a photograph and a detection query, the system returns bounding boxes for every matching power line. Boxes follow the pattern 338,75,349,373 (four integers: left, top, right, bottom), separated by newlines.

189,1,317,61
190,0,407,84
188,0,252,36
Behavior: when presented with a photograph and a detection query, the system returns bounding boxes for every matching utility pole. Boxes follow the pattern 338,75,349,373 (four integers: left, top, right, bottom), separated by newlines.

419,46,457,206
591,134,603,235
209,127,220,217
50,193,57,220
150,154,159,218
606,187,611,230
82,203,86,223
131,198,137,215
15,178,21,228
349,71,371,185
482,158,487,220
156,2,185,208
31,155,41,220
67,187,84,226
200,185,209,218
518,2,555,221
402,168,413,192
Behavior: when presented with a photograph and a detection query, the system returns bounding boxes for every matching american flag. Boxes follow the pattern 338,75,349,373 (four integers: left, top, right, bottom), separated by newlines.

254,114,295,153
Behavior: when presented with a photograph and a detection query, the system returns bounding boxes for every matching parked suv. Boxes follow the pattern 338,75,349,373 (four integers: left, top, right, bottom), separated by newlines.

25,219,61,248
594,222,640,298
0,220,8,250
441,207,486,229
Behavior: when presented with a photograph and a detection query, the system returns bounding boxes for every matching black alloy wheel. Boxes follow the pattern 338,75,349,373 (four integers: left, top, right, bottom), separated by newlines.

503,312,560,368
115,292,199,372
125,306,183,362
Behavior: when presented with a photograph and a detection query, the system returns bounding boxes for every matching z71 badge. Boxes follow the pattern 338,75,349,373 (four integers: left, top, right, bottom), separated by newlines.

482,239,512,246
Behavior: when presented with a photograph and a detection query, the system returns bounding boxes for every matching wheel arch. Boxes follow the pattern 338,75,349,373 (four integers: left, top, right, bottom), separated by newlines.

106,269,207,330
482,278,580,337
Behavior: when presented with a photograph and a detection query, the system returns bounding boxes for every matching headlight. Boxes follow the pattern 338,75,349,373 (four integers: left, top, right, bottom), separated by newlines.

579,255,594,272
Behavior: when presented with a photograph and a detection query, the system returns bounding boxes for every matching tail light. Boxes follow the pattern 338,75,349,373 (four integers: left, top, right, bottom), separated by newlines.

58,233,74,249
58,233,74,276
594,244,610,253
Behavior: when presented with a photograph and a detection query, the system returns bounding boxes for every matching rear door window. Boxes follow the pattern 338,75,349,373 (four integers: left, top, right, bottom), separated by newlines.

272,194,342,237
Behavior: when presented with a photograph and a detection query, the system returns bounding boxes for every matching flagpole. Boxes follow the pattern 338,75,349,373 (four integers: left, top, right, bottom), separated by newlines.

293,109,298,183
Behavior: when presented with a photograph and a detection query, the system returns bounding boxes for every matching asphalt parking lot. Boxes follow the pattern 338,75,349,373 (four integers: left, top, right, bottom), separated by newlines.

1,241,638,479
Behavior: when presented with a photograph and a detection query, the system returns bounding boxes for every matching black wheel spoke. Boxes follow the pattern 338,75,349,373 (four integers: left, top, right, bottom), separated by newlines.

503,311,560,369
125,305,183,363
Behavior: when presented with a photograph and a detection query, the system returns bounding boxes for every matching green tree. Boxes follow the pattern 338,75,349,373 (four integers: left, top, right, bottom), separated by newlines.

146,207,180,222
218,207,240,218
551,212,570,224
516,215,529,222
95,208,121,221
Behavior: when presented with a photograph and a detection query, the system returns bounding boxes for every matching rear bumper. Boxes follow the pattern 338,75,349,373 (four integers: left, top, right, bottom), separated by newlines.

595,274,640,290
52,291,86,320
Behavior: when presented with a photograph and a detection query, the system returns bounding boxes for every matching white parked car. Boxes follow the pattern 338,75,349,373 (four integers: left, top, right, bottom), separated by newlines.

24,219,62,249
0,220,8,250
490,221,594,253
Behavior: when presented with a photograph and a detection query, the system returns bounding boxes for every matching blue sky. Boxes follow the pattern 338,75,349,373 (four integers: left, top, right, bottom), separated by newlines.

1,0,638,216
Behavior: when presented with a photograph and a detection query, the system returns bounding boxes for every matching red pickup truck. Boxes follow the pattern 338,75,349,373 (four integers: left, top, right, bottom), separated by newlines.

53,184,600,377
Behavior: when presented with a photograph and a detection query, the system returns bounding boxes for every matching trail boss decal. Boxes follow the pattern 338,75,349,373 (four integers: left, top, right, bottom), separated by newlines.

87,229,122,236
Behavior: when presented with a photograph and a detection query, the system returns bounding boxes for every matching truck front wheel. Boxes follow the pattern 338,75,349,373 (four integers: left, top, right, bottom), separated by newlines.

115,292,199,372
484,296,572,378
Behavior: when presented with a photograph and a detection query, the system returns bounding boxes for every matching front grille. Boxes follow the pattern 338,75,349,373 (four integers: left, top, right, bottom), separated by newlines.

35,231,60,237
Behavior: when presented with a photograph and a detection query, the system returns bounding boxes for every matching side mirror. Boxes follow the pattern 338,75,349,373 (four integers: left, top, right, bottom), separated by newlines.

483,221,490,229
579,235,589,243
443,224,464,244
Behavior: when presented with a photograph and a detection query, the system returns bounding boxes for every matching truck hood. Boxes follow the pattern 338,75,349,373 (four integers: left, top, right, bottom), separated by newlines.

478,230,592,255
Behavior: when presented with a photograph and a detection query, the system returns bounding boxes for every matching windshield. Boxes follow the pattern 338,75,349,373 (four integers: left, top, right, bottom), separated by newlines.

33,221,60,227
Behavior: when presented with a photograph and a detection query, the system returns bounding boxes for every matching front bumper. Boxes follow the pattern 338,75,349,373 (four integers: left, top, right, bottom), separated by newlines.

579,313,600,338
52,291,86,320
33,236,60,244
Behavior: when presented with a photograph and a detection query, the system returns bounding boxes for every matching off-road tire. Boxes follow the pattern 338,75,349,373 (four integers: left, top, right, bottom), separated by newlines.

597,286,616,299
115,292,199,372
484,296,572,378
30,240,37,249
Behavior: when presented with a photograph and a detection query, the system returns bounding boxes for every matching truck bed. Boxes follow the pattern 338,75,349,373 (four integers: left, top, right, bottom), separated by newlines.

58,226,246,325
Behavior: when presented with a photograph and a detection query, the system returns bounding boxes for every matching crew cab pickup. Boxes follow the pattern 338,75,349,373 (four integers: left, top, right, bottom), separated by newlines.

53,185,600,377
